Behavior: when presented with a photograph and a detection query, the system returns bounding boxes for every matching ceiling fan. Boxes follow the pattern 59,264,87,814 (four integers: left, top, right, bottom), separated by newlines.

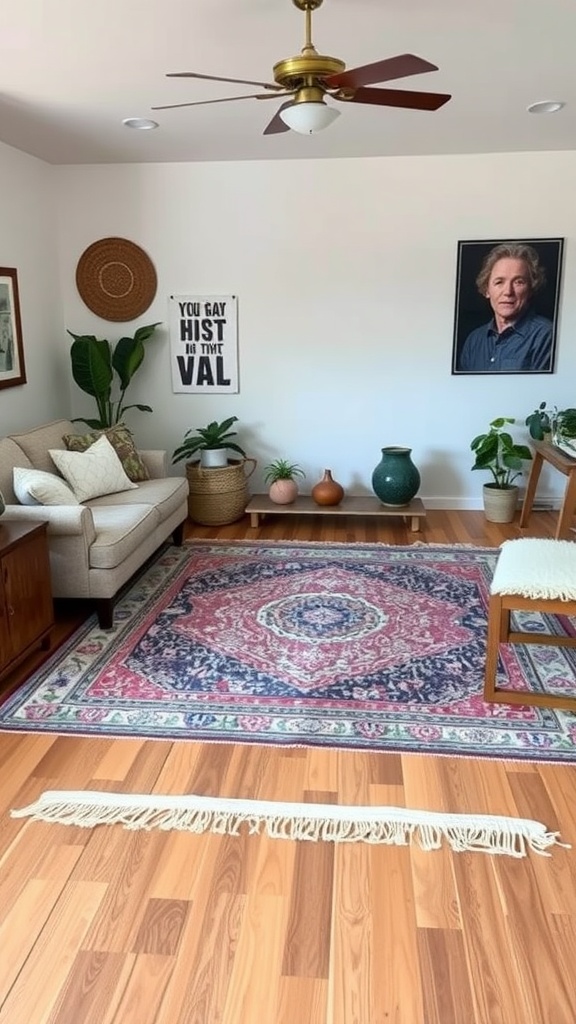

152,0,451,136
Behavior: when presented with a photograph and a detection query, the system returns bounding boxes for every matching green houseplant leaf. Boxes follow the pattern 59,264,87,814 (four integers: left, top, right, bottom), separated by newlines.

172,416,247,464
67,322,161,428
264,459,306,483
470,417,532,488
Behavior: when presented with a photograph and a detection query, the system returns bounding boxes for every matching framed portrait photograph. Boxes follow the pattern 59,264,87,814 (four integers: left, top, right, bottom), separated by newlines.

0,267,26,390
451,238,564,375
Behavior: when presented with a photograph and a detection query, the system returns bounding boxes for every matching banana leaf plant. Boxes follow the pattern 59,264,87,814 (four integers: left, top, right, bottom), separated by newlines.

67,322,161,428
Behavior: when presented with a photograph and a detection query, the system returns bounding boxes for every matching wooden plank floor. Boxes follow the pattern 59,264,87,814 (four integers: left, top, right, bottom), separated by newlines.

1,509,575,1024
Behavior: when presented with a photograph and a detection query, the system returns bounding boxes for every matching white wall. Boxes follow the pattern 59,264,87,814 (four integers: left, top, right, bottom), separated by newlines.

0,142,65,434
50,151,576,505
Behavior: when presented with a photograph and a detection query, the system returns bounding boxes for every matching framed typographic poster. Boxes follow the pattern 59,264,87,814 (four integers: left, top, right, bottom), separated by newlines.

169,294,238,393
451,238,564,375
0,267,26,389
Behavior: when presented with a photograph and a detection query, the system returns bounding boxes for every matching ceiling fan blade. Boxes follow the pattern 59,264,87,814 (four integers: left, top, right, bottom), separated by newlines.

337,86,451,111
152,93,274,111
326,54,439,90
166,72,283,92
263,101,293,136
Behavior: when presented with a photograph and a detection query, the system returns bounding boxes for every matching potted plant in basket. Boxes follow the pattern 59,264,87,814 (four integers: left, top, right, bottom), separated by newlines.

264,459,306,505
470,417,533,523
172,416,247,468
172,417,256,527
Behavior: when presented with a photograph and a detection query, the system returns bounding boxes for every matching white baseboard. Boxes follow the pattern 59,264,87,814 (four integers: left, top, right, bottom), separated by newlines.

420,496,561,510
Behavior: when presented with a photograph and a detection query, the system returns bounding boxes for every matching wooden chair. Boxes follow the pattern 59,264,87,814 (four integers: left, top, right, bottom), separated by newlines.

484,538,576,711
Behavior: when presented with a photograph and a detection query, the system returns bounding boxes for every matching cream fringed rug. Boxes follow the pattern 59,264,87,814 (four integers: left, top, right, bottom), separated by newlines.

11,791,568,858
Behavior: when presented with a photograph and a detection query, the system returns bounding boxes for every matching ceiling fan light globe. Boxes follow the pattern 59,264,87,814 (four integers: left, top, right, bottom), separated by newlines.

279,101,340,133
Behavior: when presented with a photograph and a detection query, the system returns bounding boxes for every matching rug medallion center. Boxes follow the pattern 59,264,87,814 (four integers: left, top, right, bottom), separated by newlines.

257,592,386,642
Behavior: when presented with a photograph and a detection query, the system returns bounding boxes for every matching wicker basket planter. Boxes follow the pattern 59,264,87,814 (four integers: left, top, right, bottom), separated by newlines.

186,459,257,525
482,483,519,523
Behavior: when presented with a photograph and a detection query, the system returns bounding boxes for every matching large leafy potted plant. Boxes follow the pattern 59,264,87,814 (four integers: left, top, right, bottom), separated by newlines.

172,416,246,468
470,417,533,522
68,322,161,429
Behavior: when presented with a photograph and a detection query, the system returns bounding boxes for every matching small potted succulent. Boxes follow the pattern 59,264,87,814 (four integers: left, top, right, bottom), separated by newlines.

264,459,305,505
172,416,246,468
470,417,532,522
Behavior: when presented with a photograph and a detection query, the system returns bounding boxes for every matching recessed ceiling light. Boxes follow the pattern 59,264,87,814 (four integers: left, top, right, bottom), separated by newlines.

527,100,565,115
122,117,159,130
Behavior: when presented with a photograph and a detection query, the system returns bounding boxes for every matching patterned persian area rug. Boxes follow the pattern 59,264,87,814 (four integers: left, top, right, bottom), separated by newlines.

2,540,576,762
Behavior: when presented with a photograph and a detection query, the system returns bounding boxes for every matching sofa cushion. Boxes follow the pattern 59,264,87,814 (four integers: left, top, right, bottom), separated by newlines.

9,419,75,474
62,424,151,483
0,438,33,503
89,504,160,570
49,435,138,502
13,467,80,506
85,475,188,521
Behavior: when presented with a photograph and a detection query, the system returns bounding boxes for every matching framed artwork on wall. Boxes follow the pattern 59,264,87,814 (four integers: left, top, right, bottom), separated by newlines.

451,238,564,375
0,267,26,389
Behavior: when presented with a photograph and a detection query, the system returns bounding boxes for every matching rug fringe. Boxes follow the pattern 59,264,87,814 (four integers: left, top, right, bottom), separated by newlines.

11,791,569,857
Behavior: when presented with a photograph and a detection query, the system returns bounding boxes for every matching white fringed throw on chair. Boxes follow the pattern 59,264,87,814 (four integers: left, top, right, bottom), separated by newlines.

11,790,568,858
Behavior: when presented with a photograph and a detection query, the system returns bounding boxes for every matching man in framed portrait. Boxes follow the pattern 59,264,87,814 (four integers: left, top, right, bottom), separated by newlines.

452,239,563,375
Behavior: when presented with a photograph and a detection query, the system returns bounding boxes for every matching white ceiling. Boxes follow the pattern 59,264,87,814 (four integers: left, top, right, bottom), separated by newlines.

1,0,576,166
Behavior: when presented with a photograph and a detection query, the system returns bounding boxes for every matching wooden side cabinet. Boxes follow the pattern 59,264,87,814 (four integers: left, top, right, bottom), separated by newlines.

0,521,54,682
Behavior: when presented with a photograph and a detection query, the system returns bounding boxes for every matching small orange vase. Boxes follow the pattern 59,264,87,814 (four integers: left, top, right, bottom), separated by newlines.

311,469,344,506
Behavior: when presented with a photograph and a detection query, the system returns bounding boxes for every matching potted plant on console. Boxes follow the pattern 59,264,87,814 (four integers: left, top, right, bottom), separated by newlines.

525,401,576,457
264,459,306,505
470,417,533,523
172,417,256,526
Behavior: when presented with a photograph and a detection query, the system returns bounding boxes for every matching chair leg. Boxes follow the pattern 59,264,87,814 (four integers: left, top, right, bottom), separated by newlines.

484,594,504,701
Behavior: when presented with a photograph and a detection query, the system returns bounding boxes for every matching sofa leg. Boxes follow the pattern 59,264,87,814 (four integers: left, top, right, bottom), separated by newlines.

172,520,185,546
95,599,115,630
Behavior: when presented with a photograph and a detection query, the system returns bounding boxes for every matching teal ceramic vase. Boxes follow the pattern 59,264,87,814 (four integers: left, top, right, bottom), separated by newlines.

371,447,421,507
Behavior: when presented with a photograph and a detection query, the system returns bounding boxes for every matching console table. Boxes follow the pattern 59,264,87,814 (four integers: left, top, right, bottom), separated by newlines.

245,494,426,531
519,440,576,539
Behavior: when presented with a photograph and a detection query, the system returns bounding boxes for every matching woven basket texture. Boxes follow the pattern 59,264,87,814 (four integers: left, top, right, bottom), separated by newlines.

76,237,157,322
186,460,250,525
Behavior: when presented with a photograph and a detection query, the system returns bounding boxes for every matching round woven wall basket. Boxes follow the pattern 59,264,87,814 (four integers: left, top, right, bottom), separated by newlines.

76,237,157,322
186,459,257,526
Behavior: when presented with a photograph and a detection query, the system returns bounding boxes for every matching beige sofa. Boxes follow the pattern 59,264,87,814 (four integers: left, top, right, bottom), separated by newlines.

0,419,188,628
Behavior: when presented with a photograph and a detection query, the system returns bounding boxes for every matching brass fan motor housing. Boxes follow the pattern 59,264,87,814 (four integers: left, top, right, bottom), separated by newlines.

292,0,324,10
273,53,345,90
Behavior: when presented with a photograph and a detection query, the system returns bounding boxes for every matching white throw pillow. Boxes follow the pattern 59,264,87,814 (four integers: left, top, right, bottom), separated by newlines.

13,467,80,506
49,434,138,502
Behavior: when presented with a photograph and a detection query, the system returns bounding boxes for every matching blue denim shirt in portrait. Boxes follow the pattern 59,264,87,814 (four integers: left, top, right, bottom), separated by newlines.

457,309,553,372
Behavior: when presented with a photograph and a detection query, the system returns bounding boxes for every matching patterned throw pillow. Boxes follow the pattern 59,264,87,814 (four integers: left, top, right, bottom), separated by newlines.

49,435,138,502
62,424,150,482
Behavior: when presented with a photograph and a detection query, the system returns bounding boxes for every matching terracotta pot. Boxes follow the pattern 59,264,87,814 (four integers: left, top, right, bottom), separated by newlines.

311,469,344,506
269,479,299,505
